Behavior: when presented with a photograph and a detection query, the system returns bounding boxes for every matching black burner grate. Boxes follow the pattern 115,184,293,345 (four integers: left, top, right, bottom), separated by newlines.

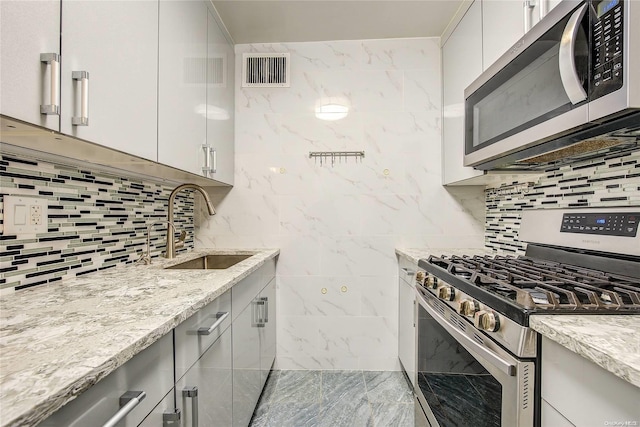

428,255,640,312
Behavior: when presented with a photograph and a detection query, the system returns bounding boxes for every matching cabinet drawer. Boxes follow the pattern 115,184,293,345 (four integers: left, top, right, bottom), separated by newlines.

41,333,173,427
175,290,231,381
231,259,276,321
398,258,418,285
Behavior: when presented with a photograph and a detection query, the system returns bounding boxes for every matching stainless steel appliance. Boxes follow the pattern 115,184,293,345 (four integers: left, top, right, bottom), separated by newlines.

414,207,640,427
464,0,640,171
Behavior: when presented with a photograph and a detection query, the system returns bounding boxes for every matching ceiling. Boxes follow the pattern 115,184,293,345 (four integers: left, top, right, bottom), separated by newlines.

212,1,465,44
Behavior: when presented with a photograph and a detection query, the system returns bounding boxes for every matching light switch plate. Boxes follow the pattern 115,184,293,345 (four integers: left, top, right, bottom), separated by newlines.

2,195,48,235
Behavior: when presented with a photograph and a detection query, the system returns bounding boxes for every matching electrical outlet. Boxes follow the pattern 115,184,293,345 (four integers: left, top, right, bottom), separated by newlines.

31,205,42,225
2,196,48,235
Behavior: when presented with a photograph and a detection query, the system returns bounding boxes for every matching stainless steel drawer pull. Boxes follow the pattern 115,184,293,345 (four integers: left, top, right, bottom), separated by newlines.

40,53,60,115
260,296,269,323
163,409,181,427
197,311,229,335
401,267,415,277
182,386,199,427
72,70,90,126
102,390,146,427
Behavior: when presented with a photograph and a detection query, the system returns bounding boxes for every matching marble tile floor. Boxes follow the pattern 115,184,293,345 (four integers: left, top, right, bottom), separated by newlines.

249,370,415,427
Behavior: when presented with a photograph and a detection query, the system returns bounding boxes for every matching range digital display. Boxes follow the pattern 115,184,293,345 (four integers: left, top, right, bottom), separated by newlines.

597,0,619,17
560,212,639,237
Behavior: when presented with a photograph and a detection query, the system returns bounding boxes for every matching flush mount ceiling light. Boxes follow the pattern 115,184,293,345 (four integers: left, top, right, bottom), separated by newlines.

315,103,349,121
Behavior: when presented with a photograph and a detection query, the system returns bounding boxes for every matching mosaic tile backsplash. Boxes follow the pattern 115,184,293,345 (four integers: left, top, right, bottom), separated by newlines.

0,155,195,293
486,149,640,254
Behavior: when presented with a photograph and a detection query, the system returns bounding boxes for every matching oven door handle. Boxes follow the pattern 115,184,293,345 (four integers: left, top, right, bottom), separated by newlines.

416,288,517,377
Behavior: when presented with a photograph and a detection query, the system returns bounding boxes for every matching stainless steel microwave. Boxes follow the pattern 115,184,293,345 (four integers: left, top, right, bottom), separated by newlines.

464,0,640,170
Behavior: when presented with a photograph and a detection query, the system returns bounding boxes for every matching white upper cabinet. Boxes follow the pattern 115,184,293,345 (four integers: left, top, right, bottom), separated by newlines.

482,0,560,72
0,0,61,131
60,1,158,161
158,0,208,177
442,1,484,185
482,0,525,70
206,8,235,185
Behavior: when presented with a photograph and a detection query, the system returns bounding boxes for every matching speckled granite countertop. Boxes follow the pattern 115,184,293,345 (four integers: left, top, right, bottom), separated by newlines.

530,315,640,388
0,248,279,427
395,247,490,265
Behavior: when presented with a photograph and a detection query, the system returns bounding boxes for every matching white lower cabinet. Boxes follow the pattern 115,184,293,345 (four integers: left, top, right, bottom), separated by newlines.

40,333,174,427
398,258,417,388
174,290,233,427
42,261,276,427
232,261,277,427
176,327,233,427
541,336,640,426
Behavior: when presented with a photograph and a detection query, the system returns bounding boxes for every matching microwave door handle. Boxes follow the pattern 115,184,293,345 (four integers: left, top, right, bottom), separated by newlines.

559,4,588,105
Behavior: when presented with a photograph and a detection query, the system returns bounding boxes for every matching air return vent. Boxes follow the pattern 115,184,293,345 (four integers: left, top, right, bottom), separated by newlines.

183,55,226,87
242,53,290,87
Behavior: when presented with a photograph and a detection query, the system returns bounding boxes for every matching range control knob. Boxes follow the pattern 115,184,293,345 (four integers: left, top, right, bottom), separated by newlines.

425,275,439,289
474,310,501,332
459,299,480,317
438,286,456,301
416,271,425,284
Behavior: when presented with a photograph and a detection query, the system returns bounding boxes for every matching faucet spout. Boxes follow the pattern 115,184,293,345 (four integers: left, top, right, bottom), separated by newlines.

165,183,216,259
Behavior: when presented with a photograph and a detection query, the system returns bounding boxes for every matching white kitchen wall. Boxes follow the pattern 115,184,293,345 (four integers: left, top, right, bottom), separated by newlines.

195,38,485,370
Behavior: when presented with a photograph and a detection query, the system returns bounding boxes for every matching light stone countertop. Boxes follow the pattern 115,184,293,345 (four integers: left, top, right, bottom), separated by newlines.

530,315,640,388
0,248,279,427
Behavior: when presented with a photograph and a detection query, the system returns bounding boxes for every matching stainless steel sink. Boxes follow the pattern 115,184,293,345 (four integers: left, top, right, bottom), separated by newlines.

165,254,253,270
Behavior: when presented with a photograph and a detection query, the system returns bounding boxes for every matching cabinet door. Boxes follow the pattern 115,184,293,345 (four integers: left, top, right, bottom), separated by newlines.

233,299,262,427
482,0,525,70
441,1,484,185
158,0,208,175
0,0,60,131
41,333,174,427
259,279,276,387
59,0,158,161
398,277,416,388
138,389,177,427
176,328,233,427
206,7,235,185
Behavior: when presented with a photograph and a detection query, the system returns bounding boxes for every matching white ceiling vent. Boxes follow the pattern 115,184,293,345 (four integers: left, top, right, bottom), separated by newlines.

242,53,290,87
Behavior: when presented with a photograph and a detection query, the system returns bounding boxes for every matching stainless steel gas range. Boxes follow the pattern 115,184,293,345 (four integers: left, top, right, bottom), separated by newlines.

413,207,640,427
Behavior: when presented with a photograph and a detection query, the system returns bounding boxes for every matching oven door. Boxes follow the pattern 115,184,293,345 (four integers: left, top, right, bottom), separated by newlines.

464,0,591,168
415,287,535,427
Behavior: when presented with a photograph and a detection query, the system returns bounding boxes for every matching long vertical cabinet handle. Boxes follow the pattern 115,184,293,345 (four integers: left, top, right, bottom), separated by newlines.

261,297,269,323
211,148,217,174
102,390,146,427
202,144,211,175
539,0,548,21
40,53,60,115
523,0,536,33
72,71,90,126
253,299,266,327
182,387,199,427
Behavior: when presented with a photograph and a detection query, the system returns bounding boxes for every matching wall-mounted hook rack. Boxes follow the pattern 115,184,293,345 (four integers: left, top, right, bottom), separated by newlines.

309,151,365,167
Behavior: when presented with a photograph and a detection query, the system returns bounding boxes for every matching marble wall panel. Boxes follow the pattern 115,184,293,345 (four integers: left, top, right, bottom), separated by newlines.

196,38,485,370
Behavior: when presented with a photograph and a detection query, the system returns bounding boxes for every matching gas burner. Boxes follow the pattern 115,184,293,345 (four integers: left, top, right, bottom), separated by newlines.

425,254,640,313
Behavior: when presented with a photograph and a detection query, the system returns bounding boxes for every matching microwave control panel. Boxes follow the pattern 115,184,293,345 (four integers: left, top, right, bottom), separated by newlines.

591,0,624,100
560,212,639,237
